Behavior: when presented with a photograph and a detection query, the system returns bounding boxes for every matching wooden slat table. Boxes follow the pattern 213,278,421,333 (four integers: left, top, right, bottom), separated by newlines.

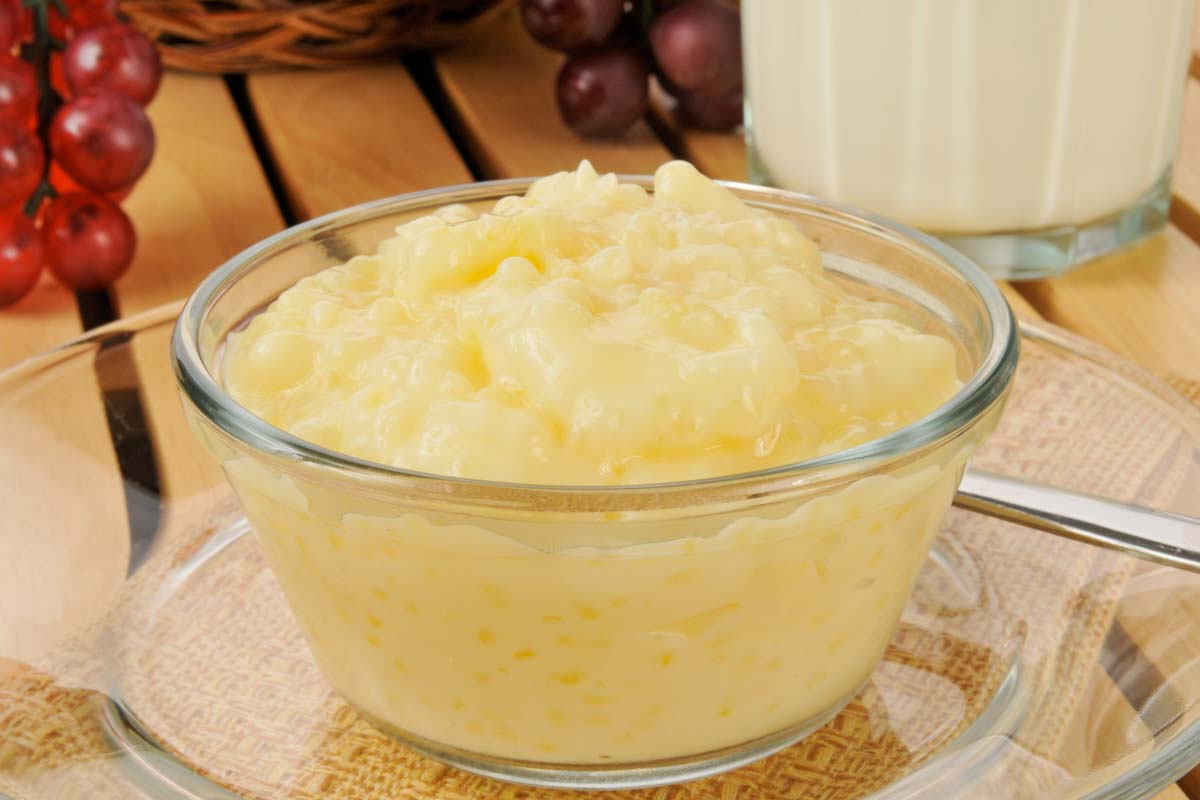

2,8,1198,799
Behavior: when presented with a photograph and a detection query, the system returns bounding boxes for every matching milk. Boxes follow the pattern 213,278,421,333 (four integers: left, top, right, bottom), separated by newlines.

744,0,1194,234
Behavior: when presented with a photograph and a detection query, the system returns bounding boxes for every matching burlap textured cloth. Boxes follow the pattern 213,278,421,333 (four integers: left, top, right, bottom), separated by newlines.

2,324,1198,800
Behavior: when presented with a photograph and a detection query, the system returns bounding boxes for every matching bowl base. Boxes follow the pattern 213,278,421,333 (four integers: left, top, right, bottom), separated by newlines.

94,514,1030,797
351,689,858,790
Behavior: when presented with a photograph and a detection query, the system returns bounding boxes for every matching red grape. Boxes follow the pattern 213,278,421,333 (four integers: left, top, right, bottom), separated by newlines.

557,45,649,137
0,123,43,207
521,0,624,52
0,0,18,53
675,84,743,130
64,23,162,106
49,159,131,201
0,56,35,127
50,90,154,193
43,192,135,290
0,210,42,306
50,0,117,39
649,1,741,94
14,1,29,45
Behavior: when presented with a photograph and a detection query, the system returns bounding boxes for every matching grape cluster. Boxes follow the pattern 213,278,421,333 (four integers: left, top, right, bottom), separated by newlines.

0,0,160,308
521,0,742,138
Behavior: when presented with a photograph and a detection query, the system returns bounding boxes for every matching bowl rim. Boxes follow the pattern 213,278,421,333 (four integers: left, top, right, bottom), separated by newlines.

172,175,1019,496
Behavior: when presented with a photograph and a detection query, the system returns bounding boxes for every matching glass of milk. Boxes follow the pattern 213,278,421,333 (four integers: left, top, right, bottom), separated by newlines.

743,0,1195,278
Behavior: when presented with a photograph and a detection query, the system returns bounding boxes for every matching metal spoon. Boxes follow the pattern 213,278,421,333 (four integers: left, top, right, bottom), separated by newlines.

955,469,1200,573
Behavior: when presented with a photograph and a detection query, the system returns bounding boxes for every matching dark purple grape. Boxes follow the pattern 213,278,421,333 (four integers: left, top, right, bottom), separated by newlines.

676,84,743,130
557,45,649,137
521,0,624,52
649,0,741,94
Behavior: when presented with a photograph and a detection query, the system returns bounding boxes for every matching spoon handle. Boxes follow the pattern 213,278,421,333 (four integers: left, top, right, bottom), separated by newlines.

954,468,1200,573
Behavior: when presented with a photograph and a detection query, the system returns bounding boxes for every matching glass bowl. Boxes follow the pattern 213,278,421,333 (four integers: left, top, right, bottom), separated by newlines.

171,178,1019,789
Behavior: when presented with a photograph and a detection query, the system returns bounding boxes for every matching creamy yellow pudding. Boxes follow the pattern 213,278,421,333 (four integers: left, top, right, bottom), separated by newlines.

213,162,973,766
225,161,959,485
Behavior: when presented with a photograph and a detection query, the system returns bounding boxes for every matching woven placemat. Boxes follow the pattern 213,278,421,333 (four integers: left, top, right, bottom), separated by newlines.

1,326,1197,800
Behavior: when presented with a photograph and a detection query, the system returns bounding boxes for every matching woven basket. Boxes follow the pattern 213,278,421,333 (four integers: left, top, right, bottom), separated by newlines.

121,0,515,73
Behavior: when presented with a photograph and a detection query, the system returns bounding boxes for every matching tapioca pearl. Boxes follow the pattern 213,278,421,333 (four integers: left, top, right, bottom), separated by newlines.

451,698,466,711
403,602,418,614
480,582,508,609
583,694,611,706
365,633,381,647
717,702,735,718
551,670,583,686
810,530,846,563
707,633,734,651
658,652,674,667
575,603,601,620
513,648,536,660
366,297,409,326
579,246,632,287
365,614,383,628
326,532,344,549
803,670,829,688
235,331,315,393
473,672,490,686
609,596,628,608
766,659,782,671
391,658,408,673
665,570,695,585
307,300,343,329
807,609,833,628
369,587,388,600
475,628,495,644
853,576,876,592
554,635,574,647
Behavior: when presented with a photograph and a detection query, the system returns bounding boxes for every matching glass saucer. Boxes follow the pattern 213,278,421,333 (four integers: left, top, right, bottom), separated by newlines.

2,303,1199,800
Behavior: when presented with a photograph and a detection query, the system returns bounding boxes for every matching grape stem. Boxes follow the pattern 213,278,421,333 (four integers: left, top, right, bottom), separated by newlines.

21,0,61,218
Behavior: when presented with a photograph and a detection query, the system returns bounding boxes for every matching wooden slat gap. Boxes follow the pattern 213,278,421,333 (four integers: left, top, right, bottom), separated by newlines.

224,73,301,227
75,288,117,331
1169,196,1200,245
402,53,488,182
643,89,693,164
